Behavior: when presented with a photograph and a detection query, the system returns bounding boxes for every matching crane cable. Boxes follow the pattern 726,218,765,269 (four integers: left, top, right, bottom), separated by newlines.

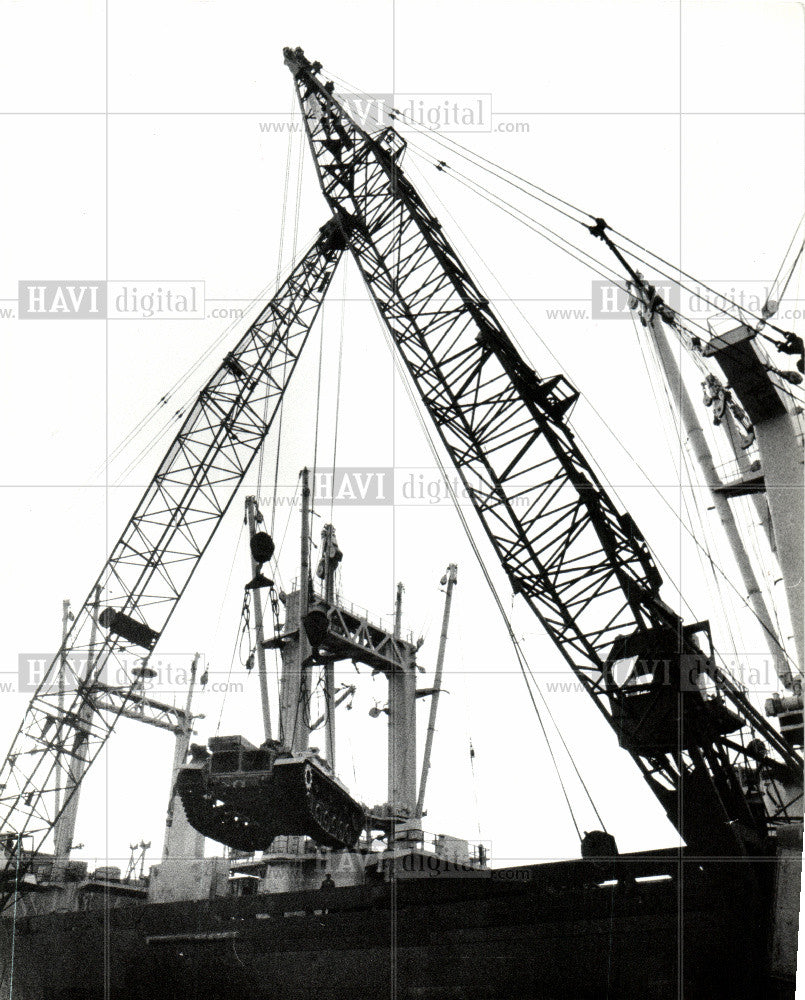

303,69,805,441
369,295,608,841
215,588,252,734
407,145,628,289
329,265,347,524
103,85,313,490
454,610,485,842
103,224,325,489
310,313,326,523
326,69,593,229
98,213,320,486
763,214,805,320
413,135,804,414
381,84,799,342
266,87,306,534
404,138,744,355
629,310,750,666
401,149,802,687
407,138,805,397
328,68,804,362
258,83,297,504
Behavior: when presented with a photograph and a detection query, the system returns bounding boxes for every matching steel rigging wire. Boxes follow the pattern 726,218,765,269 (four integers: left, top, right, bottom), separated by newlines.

103,224,324,490
367,292,608,842
329,265,347,524
97,205,318,485
103,67,803,491
267,88,307,533
405,141,804,407
401,145,800,682
325,70,594,229
398,148,790,659
380,79,797,336
258,83,300,509
400,133,804,406
763,213,805,320
453,613,486,844
216,573,251,734
328,67,804,372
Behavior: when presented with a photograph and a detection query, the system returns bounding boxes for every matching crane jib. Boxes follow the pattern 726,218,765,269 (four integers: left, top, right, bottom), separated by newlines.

0,221,345,905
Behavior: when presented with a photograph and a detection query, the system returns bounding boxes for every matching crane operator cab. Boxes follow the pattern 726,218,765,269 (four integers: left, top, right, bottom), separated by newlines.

604,622,742,754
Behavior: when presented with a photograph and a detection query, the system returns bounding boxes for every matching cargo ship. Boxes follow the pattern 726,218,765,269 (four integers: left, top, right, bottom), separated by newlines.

0,46,802,1000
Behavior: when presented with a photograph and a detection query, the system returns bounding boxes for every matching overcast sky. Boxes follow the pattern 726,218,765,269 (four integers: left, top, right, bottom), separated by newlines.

0,0,803,873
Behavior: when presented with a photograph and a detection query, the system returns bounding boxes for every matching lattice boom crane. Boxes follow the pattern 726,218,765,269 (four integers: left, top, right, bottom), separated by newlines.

0,220,346,904
283,45,802,858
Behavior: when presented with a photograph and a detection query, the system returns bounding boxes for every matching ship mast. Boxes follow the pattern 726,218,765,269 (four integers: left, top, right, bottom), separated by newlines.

245,496,272,742
54,599,73,819
161,654,203,864
593,221,803,727
52,584,101,877
388,583,417,822
278,468,313,752
319,523,340,766
416,564,458,818
703,319,805,737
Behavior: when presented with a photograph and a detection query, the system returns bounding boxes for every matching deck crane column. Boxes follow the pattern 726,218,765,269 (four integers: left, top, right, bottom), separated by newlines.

702,323,805,677
388,583,418,822
267,523,420,830
627,284,791,687
718,405,775,551
51,645,206,880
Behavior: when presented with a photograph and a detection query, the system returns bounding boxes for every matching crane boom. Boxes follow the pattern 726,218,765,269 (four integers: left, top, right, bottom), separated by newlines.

284,47,802,856
0,220,345,901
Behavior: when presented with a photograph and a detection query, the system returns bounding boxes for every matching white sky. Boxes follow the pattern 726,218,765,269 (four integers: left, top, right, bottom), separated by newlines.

0,0,803,874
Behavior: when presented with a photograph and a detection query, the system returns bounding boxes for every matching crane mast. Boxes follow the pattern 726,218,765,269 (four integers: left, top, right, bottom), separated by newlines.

0,220,345,903
283,46,802,856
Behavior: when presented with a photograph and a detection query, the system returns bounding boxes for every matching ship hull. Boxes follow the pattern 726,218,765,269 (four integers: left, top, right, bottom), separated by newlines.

0,849,786,1000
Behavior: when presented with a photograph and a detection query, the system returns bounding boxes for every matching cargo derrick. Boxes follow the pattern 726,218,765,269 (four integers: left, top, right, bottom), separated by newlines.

0,221,346,909
283,46,802,860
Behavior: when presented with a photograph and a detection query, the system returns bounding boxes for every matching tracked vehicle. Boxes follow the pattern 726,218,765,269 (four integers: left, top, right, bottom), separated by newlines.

177,735,366,852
